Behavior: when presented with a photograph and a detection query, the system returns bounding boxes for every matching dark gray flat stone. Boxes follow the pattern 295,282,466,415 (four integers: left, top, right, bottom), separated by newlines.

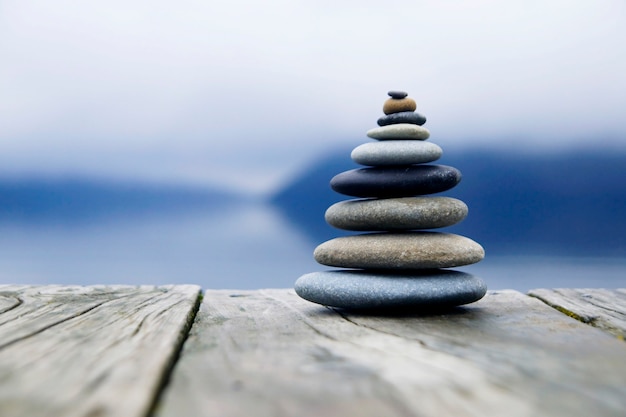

387,90,408,99
377,111,427,126
330,165,461,198
294,269,487,310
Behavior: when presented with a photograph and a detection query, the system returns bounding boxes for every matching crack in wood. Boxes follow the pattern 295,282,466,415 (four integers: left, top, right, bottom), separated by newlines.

154,289,626,417
0,285,203,417
145,288,203,417
132,315,149,337
529,294,594,323
528,289,626,341
554,289,626,316
259,289,340,342
0,299,113,351
0,295,23,315
333,309,431,348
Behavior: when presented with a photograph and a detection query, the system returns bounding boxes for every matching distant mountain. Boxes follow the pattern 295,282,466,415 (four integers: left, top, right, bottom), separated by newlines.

271,147,626,257
0,178,246,225
270,148,360,240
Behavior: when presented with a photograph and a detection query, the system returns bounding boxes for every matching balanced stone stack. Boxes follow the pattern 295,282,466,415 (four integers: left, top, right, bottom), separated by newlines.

294,91,487,310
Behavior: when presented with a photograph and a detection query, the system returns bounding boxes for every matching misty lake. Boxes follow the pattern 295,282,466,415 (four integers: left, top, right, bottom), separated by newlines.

1,200,624,291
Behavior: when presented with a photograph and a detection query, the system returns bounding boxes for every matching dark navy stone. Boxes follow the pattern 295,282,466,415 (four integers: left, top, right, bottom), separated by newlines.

330,165,461,198
387,90,408,99
294,269,487,310
377,111,427,126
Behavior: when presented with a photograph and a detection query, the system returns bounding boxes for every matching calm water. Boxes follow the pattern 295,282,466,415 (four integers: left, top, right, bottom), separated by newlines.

1,201,624,291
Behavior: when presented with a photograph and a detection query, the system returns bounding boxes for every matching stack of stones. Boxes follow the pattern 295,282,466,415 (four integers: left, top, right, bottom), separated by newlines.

295,91,487,311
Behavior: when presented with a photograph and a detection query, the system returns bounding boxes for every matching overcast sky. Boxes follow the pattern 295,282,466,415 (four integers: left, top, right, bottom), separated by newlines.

1,1,625,193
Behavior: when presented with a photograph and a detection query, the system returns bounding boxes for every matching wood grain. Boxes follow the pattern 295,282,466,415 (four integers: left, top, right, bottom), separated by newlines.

0,284,201,417
157,289,626,417
529,288,626,339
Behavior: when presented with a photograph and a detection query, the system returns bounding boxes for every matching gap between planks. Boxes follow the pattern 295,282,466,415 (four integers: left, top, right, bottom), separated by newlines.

0,285,202,417
1,286,623,417
528,288,626,340
155,288,626,417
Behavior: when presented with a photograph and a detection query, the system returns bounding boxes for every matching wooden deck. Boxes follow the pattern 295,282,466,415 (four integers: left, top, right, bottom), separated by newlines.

0,285,625,417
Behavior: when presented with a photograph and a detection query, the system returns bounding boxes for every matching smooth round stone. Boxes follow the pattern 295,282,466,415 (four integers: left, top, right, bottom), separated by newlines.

330,165,461,198
377,111,427,126
387,90,408,99
314,232,485,269
351,140,442,166
294,270,487,310
367,124,430,140
325,197,468,231
383,97,417,115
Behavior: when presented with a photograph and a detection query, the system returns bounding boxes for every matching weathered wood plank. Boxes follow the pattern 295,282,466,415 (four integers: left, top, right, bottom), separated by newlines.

157,289,626,417
529,288,626,339
0,284,201,417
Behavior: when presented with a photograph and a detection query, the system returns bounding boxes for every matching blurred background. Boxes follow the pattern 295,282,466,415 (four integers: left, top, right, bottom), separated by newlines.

1,0,625,290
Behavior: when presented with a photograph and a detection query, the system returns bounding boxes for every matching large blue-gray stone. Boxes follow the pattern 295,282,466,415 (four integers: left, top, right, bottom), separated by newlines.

377,111,427,126
294,270,487,310
330,165,461,198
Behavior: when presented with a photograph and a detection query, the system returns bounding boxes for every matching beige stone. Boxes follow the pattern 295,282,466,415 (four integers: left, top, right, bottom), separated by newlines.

314,232,484,269
383,97,417,114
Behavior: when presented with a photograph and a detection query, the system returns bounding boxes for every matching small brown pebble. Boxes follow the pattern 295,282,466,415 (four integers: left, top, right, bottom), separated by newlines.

383,97,416,115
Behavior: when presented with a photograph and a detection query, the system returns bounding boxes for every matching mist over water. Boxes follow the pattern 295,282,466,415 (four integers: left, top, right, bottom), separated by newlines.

1,146,625,291
1,195,624,291
0,201,318,289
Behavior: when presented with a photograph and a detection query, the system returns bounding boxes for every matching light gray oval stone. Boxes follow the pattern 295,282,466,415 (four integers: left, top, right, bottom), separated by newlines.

351,140,442,166
366,123,430,140
294,269,487,310
314,232,484,269
325,197,468,231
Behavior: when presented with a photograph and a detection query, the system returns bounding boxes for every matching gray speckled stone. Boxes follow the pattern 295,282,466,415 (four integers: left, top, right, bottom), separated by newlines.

294,269,487,310
351,140,442,166
314,232,484,269
377,111,427,126
367,123,430,140
325,197,468,231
